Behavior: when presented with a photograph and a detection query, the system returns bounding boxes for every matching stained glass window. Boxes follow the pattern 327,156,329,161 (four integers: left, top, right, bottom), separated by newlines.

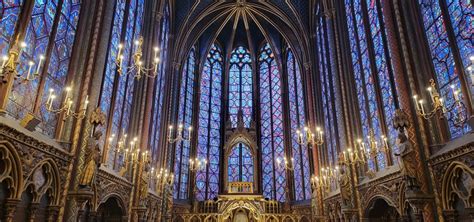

344,0,398,171
6,0,82,137
229,46,253,127
287,49,311,200
7,0,58,119
195,44,223,201
418,0,473,138
0,0,23,55
257,43,286,201
173,47,196,199
317,14,339,168
228,143,254,183
95,0,144,168
149,4,170,161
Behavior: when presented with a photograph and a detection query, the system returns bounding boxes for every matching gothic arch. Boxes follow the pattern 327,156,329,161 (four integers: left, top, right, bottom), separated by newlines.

171,2,311,77
22,159,61,205
96,195,127,221
96,193,127,214
364,195,400,217
223,132,259,193
441,161,474,210
0,140,23,199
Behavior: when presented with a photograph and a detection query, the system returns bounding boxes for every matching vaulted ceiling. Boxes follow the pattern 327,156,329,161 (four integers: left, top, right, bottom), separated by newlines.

170,0,318,68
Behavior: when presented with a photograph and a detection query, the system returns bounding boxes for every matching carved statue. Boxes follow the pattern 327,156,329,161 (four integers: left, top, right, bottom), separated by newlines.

338,167,351,207
140,160,150,199
395,128,419,187
392,109,419,189
79,131,102,188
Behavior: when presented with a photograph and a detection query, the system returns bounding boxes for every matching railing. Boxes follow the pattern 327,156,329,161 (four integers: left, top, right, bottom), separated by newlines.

228,182,253,193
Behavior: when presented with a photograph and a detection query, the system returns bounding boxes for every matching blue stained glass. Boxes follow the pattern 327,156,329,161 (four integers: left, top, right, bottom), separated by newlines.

287,49,310,200
174,47,196,199
0,0,23,55
228,143,253,183
99,0,125,131
40,0,81,136
195,44,223,201
418,0,472,138
447,0,473,87
317,17,338,169
259,43,286,201
149,5,170,160
229,46,253,127
7,0,57,119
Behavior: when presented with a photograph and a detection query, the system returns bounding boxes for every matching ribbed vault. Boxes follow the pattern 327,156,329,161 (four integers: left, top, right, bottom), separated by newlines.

171,0,312,68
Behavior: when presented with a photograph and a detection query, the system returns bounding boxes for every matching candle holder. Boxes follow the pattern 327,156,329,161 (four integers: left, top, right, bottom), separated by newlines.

352,129,391,165
311,165,339,192
153,168,174,192
44,84,89,120
276,156,295,171
0,42,28,82
296,125,324,146
16,54,45,82
115,36,161,79
413,79,467,127
167,124,192,143
189,157,207,172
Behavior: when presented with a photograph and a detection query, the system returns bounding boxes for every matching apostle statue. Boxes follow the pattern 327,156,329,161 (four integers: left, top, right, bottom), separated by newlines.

392,109,419,189
395,127,419,188
338,167,352,208
79,131,102,188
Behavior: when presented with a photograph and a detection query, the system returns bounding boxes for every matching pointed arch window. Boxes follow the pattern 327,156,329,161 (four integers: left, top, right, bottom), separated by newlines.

195,44,223,201
287,49,311,200
228,143,254,183
6,0,82,137
173,47,197,199
229,46,253,128
344,0,399,171
417,0,472,138
97,0,144,169
258,43,286,201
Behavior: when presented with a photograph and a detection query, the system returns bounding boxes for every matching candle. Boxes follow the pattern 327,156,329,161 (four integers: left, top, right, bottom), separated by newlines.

1,55,8,68
119,55,124,71
188,126,193,139
66,99,72,115
418,100,426,115
26,61,34,79
427,87,434,103
36,55,44,74
49,95,56,110
64,85,72,104
84,95,89,107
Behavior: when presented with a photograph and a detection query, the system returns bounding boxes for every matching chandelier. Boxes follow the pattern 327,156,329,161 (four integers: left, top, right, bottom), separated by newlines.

295,125,324,146
45,84,89,120
167,124,192,143
115,37,161,79
412,79,467,127
189,157,207,172
276,156,295,171
0,42,45,82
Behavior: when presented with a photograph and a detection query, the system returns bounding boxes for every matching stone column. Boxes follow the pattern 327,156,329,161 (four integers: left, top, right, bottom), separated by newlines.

3,199,20,222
